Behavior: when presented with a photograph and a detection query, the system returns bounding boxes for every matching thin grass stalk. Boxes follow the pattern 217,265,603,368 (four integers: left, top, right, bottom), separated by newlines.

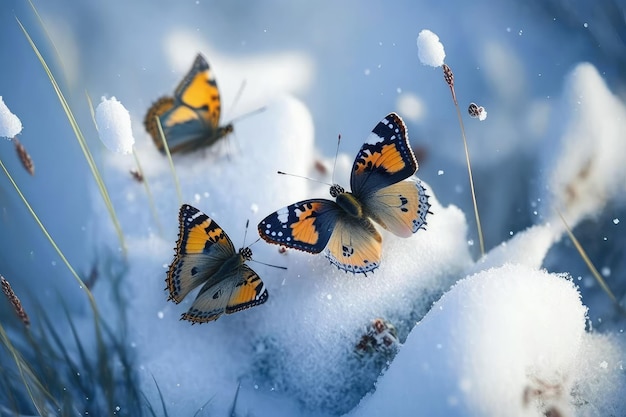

85,91,164,236
0,322,51,415
37,309,92,398
155,116,183,205
0,157,109,409
152,374,170,417
556,209,625,314
26,0,70,87
16,17,127,257
0,158,96,308
132,148,164,235
228,383,241,417
85,91,98,128
442,64,485,256
453,101,485,256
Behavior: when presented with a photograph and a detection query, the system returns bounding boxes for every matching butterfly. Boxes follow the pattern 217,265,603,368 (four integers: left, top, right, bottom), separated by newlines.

166,204,268,323
144,54,233,154
257,113,431,275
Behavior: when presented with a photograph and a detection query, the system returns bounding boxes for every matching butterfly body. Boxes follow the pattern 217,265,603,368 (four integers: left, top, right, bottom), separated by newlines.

258,113,431,275
167,204,268,323
144,54,233,154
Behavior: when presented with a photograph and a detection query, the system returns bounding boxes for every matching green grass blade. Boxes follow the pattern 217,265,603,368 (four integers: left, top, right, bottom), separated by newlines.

151,374,170,417
155,116,183,206
16,17,127,257
0,323,50,415
132,147,164,235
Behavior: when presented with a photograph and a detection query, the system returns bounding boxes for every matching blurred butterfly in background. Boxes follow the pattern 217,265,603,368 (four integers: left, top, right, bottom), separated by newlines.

167,204,268,323
258,113,431,275
144,54,234,154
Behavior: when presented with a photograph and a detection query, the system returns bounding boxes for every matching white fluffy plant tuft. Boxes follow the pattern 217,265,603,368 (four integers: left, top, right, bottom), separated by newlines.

0,96,23,139
95,96,135,154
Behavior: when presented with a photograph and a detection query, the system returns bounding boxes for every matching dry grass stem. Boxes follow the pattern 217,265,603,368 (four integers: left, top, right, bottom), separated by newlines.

441,64,485,256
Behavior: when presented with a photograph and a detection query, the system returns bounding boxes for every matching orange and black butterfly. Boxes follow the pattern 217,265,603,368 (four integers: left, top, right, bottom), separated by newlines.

258,113,431,275
166,204,268,323
144,54,233,154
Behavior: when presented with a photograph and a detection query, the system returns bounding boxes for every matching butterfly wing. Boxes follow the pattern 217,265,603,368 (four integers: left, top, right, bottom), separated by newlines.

325,216,382,274
258,199,341,253
225,265,268,314
365,178,431,238
166,204,236,303
350,113,418,197
181,262,268,323
146,54,232,153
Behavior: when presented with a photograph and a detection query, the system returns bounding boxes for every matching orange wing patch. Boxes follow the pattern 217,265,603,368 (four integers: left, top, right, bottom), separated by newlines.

144,96,175,150
183,220,226,254
180,70,221,127
164,105,202,127
290,202,323,245
226,266,268,313
354,143,406,175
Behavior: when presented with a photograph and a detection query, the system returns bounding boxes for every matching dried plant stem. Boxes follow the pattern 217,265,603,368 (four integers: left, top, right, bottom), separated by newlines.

132,148,164,235
16,18,127,257
155,116,183,206
442,64,485,256
556,209,624,314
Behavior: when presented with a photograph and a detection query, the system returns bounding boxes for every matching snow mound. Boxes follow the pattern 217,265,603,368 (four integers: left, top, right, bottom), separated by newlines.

93,94,473,415
543,63,626,228
350,264,624,417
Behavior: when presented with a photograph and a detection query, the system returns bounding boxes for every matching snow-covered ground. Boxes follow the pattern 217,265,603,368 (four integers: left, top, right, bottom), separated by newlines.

1,1,625,416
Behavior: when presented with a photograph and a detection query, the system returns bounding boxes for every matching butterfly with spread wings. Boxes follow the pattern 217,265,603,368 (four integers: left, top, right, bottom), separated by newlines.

258,113,431,275
144,54,233,154
167,204,268,323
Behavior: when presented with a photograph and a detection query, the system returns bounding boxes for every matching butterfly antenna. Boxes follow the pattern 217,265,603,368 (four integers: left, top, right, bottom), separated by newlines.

224,79,267,124
229,106,266,125
228,79,247,120
242,219,250,246
331,134,341,185
247,236,287,270
250,258,288,270
277,171,332,187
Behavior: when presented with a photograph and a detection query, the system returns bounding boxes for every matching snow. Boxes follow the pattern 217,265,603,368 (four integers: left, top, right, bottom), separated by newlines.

0,96,23,139
349,264,623,417
416,30,446,68
96,95,472,415
95,96,135,154
541,63,626,229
